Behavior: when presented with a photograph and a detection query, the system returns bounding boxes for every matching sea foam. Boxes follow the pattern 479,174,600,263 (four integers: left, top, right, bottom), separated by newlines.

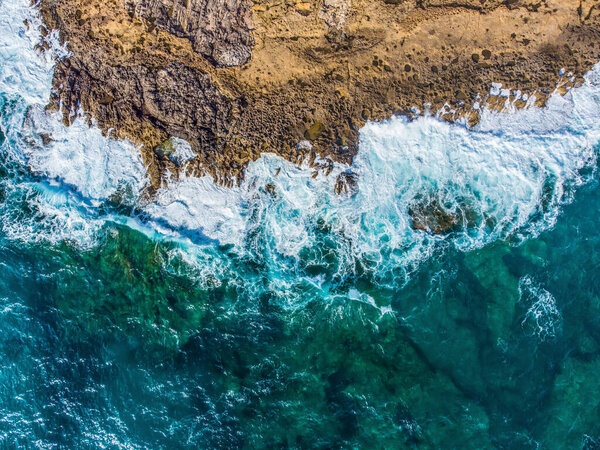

519,275,562,341
1,0,600,283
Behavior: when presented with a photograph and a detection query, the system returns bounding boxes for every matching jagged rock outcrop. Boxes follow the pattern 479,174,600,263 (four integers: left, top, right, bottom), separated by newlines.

127,0,254,67
38,0,600,186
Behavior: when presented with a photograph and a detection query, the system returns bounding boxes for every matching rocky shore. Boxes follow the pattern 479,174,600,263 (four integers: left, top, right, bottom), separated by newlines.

38,0,600,185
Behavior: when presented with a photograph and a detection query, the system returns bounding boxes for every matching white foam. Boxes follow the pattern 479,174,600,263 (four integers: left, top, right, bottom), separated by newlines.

0,2,54,104
1,0,600,287
519,275,562,341
143,75,599,282
143,172,244,244
165,137,196,166
490,82,502,96
0,0,147,246
21,107,147,204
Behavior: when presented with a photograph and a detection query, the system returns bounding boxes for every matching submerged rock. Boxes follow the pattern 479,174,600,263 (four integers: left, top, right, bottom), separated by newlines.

52,225,214,352
543,356,600,448
464,243,520,345
408,197,459,234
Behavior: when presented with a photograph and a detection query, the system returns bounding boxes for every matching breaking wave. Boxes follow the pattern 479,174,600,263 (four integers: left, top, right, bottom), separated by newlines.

1,0,600,288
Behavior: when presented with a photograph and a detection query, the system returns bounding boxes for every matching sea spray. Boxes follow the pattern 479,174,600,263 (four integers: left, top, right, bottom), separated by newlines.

1,0,600,290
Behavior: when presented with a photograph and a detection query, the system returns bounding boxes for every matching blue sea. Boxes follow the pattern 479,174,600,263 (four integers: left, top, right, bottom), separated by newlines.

2,0,600,447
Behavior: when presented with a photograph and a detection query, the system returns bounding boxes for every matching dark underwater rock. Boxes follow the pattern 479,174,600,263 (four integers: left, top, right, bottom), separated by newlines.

409,197,459,234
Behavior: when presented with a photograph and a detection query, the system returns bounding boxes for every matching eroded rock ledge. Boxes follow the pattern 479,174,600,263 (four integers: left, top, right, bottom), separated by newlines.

38,0,600,185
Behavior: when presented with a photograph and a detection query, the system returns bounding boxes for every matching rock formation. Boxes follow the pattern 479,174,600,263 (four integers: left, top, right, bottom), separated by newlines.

38,0,600,186
128,0,254,67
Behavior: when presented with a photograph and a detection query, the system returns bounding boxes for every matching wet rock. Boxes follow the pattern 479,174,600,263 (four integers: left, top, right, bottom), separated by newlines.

39,133,54,145
22,105,55,148
334,170,358,196
409,198,459,234
155,136,196,166
154,139,176,158
265,183,276,195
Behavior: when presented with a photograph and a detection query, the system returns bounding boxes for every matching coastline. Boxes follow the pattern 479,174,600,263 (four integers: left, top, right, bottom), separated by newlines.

37,0,600,188
4,2,600,446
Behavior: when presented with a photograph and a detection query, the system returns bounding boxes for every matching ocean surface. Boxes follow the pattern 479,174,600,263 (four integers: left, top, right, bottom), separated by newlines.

2,0,600,448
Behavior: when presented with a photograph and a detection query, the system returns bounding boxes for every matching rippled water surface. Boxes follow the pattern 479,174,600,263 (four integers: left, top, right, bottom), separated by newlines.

2,0,600,448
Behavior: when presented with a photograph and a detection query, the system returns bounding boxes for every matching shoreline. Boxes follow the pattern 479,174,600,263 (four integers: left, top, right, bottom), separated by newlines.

37,0,600,188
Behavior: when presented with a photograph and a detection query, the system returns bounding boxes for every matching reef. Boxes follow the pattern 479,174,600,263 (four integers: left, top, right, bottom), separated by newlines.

38,0,600,185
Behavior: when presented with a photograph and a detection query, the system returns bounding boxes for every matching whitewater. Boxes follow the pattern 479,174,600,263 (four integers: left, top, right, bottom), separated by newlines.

2,0,599,284
4,0,600,448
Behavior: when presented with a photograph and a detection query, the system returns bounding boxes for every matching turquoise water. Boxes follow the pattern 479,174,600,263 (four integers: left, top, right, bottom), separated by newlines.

3,1,600,448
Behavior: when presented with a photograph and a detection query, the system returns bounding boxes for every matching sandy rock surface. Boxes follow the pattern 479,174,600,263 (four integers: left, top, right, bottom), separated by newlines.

38,0,600,185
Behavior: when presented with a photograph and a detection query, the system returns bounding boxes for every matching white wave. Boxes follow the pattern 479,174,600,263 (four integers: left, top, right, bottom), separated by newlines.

1,0,600,286
143,172,245,244
141,67,600,284
0,0,147,246
0,0,147,206
0,0,54,104
21,106,147,205
0,180,103,246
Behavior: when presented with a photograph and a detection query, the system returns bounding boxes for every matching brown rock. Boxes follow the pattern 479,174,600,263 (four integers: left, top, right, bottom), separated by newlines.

37,0,600,187
334,170,358,196
295,2,313,15
129,0,254,67
409,197,459,235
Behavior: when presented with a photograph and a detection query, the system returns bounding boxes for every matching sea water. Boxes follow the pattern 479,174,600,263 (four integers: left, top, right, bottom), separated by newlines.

2,0,600,447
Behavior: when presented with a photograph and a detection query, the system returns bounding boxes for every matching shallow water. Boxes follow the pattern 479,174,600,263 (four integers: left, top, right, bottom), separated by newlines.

2,0,600,448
